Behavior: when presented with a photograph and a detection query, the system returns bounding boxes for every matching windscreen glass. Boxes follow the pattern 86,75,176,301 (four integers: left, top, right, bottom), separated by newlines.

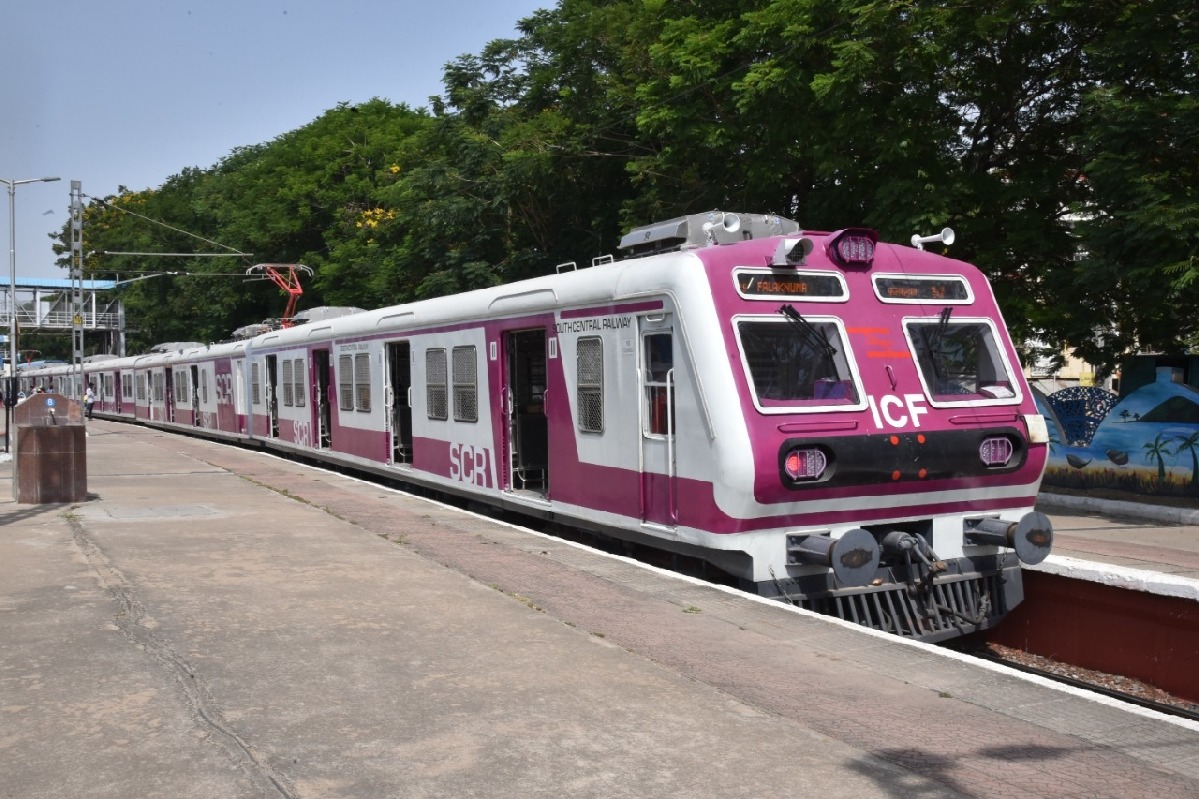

737,319,859,407
907,319,1016,402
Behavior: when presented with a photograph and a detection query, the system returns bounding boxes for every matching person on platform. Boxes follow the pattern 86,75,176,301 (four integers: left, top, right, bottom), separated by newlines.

84,383,96,420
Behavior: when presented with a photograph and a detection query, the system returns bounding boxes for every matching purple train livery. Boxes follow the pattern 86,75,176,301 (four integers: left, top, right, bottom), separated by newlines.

19,211,1053,642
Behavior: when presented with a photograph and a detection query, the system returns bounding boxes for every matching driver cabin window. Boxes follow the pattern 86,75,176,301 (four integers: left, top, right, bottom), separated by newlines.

907,319,1015,402
737,318,859,407
644,333,673,435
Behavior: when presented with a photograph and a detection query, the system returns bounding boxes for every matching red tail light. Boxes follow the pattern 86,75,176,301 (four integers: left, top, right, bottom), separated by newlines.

784,448,828,481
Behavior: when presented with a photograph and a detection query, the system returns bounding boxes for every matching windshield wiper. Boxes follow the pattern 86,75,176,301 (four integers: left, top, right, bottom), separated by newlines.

926,307,953,379
778,304,837,362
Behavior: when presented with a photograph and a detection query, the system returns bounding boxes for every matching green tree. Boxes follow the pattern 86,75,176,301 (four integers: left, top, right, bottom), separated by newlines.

1057,0,1199,373
43,0,1199,371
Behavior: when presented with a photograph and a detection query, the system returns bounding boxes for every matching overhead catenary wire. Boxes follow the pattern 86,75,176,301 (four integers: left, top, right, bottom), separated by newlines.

82,192,252,261
99,251,252,258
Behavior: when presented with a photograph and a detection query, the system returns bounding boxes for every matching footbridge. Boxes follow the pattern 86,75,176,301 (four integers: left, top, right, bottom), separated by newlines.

0,276,126,356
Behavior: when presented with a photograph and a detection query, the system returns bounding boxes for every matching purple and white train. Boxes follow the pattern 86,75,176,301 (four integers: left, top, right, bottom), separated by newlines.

18,211,1053,642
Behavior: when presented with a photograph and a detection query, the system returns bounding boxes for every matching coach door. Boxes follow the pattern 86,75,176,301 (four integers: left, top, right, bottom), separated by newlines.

190,365,201,426
503,329,549,496
164,367,176,422
386,342,413,464
313,348,333,448
639,315,677,527
265,355,280,438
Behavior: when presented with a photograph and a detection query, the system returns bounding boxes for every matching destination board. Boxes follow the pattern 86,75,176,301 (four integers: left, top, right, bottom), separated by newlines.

874,276,970,302
736,271,845,299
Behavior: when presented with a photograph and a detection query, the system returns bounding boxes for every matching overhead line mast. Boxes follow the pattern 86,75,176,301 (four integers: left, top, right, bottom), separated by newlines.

70,181,84,395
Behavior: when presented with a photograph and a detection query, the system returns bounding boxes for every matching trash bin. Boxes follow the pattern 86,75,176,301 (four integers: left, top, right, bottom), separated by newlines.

14,393,88,504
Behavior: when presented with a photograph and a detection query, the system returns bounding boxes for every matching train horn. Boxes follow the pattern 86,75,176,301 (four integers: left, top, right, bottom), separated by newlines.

910,227,955,250
964,512,1054,565
786,528,880,587
702,212,742,243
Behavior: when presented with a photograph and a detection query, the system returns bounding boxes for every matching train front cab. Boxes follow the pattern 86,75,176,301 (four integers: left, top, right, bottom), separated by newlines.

703,225,1052,641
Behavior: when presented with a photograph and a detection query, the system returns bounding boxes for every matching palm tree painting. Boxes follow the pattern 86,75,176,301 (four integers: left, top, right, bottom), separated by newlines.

1142,434,1174,484
1172,431,1199,489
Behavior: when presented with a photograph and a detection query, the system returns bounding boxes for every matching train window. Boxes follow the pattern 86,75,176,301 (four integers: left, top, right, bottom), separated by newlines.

577,337,603,433
427,349,448,420
354,353,371,412
736,318,860,407
201,370,209,405
137,374,145,401
123,374,133,400
338,355,353,411
905,318,1016,403
452,346,477,422
294,358,306,408
252,362,263,406
282,360,294,407
643,333,674,435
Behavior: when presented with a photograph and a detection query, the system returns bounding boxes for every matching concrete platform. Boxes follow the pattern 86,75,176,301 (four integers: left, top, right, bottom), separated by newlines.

1036,495,1199,599
2,421,1198,798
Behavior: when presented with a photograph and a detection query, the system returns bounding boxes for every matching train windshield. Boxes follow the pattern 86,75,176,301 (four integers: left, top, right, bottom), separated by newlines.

906,317,1017,403
736,317,859,408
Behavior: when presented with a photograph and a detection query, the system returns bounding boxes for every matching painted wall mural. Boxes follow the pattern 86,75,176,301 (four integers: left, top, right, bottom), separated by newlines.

1037,368,1199,498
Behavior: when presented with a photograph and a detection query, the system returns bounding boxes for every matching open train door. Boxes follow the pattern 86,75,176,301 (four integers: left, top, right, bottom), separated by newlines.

639,314,677,527
265,355,279,438
313,348,332,449
385,341,413,464
164,367,175,423
502,329,549,496
190,365,201,426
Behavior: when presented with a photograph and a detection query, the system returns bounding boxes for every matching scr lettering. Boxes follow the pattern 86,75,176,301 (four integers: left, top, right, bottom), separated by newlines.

449,443,492,488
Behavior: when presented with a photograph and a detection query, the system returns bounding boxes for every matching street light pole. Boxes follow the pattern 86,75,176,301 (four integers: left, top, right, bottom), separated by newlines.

4,176,61,499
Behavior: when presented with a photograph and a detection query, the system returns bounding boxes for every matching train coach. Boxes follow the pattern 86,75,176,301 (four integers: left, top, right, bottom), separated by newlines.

22,211,1053,642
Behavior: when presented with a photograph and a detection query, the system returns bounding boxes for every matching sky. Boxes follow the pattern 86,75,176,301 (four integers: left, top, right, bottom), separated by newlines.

2,0,550,281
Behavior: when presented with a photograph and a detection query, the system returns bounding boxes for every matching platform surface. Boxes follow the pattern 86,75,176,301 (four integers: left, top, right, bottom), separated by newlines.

2,420,1198,798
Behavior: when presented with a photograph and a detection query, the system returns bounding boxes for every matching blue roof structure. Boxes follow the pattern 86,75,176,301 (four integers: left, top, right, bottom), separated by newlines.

0,276,117,290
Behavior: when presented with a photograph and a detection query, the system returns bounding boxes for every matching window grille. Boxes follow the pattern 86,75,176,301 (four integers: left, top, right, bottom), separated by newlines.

354,352,371,412
252,362,262,406
282,360,294,407
293,358,306,407
577,337,603,433
338,354,354,411
452,346,477,422
426,349,447,420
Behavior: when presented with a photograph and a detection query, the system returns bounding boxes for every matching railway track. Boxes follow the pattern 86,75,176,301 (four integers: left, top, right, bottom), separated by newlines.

953,642,1199,722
